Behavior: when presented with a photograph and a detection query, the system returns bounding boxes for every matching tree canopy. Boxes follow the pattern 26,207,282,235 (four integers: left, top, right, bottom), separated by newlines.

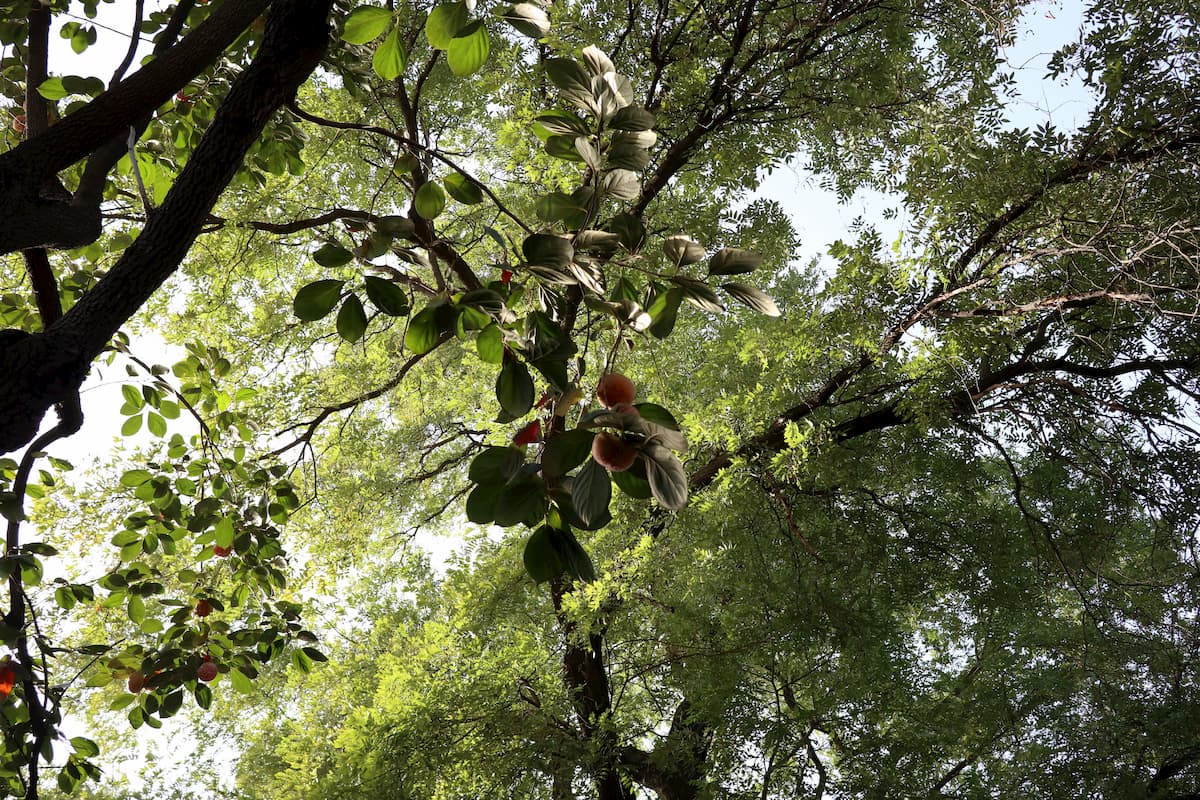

0,0,1198,798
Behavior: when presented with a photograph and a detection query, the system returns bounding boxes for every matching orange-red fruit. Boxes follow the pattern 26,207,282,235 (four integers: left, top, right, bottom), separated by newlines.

596,373,635,408
11,114,25,134
213,544,232,557
195,600,213,618
591,432,638,472
127,672,146,693
197,661,218,682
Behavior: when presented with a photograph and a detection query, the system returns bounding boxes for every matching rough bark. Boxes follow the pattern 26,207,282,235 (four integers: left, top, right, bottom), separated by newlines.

0,0,270,255
0,0,333,456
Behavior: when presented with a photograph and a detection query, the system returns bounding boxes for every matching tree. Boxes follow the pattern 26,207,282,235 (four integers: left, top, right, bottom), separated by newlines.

1,0,1199,797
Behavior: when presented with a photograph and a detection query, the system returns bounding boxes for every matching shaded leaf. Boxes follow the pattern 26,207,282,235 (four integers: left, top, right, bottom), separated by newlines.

708,247,763,276
571,458,611,528
496,361,535,417
364,276,410,316
523,526,563,582
722,282,781,316
293,279,345,321
336,295,368,342
643,443,687,510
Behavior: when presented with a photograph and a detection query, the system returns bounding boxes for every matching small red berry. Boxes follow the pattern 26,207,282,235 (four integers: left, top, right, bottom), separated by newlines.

213,544,232,557
596,373,636,408
500,269,513,284
194,600,213,618
513,420,541,446
197,661,218,682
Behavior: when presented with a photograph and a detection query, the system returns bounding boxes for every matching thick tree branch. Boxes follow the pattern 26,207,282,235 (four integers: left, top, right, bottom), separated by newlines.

0,0,334,456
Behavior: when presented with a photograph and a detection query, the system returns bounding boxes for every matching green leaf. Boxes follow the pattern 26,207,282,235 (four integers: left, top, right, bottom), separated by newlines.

120,384,144,410
342,6,394,44
493,480,545,527
541,429,595,478
127,594,145,624
414,181,446,219
121,415,143,436
444,172,484,204
425,2,470,49
708,247,764,276
36,77,68,100
336,295,369,342
69,737,100,759
312,243,354,268
545,135,586,162
465,483,501,524
502,3,550,38
522,233,574,267
633,402,680,429
293,279,345,321
230,667,255,694
476,323,504,363
663,235,706,266
496,361,535,418
551,528,596,582
364,276,410,316
643,443,687,510
544,58,591,95
372,23,407,80
447,20,490,76
405,306,441,354
523,526,563,582
647,287,684,339
610,106,656,131
722,282,781,317
571,458,611,528
612,466,652,499
469,446,524,484
146,412,167,437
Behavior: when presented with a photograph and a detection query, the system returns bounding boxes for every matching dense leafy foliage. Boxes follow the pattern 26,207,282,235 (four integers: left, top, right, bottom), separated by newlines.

0,0,1197,797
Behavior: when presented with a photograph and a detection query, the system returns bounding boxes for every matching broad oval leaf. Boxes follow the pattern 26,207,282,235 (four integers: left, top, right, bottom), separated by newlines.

476,323,505,363
405,306,441,354
336,295,368,342
372,23,407,80
722,282,781,317
293,279,345,321
643,443,687,510
447,20,490,76
465,483,501,524
312,243,354,268
496,360,535,417
425,2,470,49
523,526,563,582
469,446,525,484
571,458,612,528
502,3,550,38
610,106,656,131
364,276,410,316
708,247,764,276
551,528,596,582
663,235,705,266
414,181,446,219
444,172,484,204
541,429,596,478
671,276,725,313
581,45,614,76
342,6,394,44
612,466,652,499
523,233,574,267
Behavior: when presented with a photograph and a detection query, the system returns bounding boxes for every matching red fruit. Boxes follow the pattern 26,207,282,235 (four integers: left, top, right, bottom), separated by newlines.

127,672,146,693
194,600,213,618
596,373,635,408
0,666,14,700
591,432,638,472
513,420,541,446
213,544,232,557
500,269,513,284
197,661,218,682
11,114,25,134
